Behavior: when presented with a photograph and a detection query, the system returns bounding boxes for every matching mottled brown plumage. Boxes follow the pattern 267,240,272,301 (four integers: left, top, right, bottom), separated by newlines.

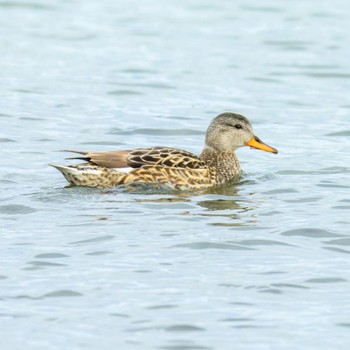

51,112,278,189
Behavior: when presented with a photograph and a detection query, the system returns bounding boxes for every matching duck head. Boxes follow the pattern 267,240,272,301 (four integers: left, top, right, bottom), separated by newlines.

205,112,278,154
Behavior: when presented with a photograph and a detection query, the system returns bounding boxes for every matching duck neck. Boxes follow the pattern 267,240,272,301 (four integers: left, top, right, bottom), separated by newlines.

199,146,241,183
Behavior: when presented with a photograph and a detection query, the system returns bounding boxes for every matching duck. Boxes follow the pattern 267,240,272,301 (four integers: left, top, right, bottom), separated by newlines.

50,112,278,189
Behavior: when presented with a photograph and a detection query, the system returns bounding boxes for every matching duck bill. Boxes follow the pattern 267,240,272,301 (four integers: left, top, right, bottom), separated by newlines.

246,136,278,154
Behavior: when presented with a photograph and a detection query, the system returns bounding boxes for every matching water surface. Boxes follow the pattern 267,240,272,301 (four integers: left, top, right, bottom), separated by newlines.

1,0,350,349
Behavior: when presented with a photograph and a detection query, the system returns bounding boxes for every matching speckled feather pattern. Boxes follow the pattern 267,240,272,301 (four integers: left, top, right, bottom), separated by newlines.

52,146,241,189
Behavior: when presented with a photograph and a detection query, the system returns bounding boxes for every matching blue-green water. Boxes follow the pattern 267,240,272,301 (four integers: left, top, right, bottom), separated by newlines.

1,1,350,349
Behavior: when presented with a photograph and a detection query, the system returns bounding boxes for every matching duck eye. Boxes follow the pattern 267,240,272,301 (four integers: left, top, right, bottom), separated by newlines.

234,124,242,129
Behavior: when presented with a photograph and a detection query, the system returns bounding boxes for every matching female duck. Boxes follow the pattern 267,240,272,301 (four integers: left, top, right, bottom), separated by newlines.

51,112,278,189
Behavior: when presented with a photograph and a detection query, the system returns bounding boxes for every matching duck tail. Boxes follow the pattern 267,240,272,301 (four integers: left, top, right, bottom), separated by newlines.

50,163,126,188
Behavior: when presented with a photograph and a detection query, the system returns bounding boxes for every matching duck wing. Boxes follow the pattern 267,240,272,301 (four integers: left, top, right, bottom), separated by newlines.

64,147,205,169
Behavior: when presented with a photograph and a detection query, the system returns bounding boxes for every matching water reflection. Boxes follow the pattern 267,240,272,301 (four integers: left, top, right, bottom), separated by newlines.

122,181,256,227
195,183,258,227
197,199,241,211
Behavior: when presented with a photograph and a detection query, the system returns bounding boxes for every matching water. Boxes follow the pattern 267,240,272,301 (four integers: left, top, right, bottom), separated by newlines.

1,0,350,349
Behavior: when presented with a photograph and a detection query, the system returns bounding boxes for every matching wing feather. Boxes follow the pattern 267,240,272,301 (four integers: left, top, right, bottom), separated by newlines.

64,147,205,170
127,147,205,169
64,150,130,168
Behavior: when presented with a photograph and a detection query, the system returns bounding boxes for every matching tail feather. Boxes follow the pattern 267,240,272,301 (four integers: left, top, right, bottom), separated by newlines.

60,150,88,155
64,156,90,161
61,150,92,163
50,164,85,186
50,163,126,188
50,164,78,173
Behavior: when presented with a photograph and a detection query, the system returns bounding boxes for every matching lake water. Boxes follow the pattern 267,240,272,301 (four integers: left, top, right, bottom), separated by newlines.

1,0,350,349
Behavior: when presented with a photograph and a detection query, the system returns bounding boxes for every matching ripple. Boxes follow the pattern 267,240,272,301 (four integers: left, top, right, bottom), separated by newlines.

332,205,350,209
109,313,130,318
320,167,350,174
164,325,205,332
0,113,14,118
160,345,211,350
310,11,341,18
269,71,350,78
281,228,341,238
14,290,83,299
0,138,16,142
146,304,178,310
305,73,350,79
172,242,254,250
34,253,69,259
318,182,349,189
323,247,350,254
41,290,83,298
220,317,252,322
85,250,112,256
69,235,114,246
247,77,282,84
14,89,44,95
0,180,15,185
257,271,286,275
23,261,66,270
271,283,309,289
262,188,298,194
326,130,350,137
0,312,30,319
305,278,347,284
237,239,295,247
230,302,254,306
264,40,309,46
121,68,158,74
0,2,54,10
277,167,349,175
259,288,283,294
284,197,321,203
0,204,37,215
107,90,144,96
240,5,284,13
263,40,309,51
324,238,350,246
20,116,44,121
337,323,350,328
112,82,176,90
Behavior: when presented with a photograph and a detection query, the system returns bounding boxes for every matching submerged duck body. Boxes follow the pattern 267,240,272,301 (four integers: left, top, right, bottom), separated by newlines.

51,112,278,189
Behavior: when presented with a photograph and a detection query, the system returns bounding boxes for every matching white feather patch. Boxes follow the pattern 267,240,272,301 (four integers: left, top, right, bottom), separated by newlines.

113,167,133,173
